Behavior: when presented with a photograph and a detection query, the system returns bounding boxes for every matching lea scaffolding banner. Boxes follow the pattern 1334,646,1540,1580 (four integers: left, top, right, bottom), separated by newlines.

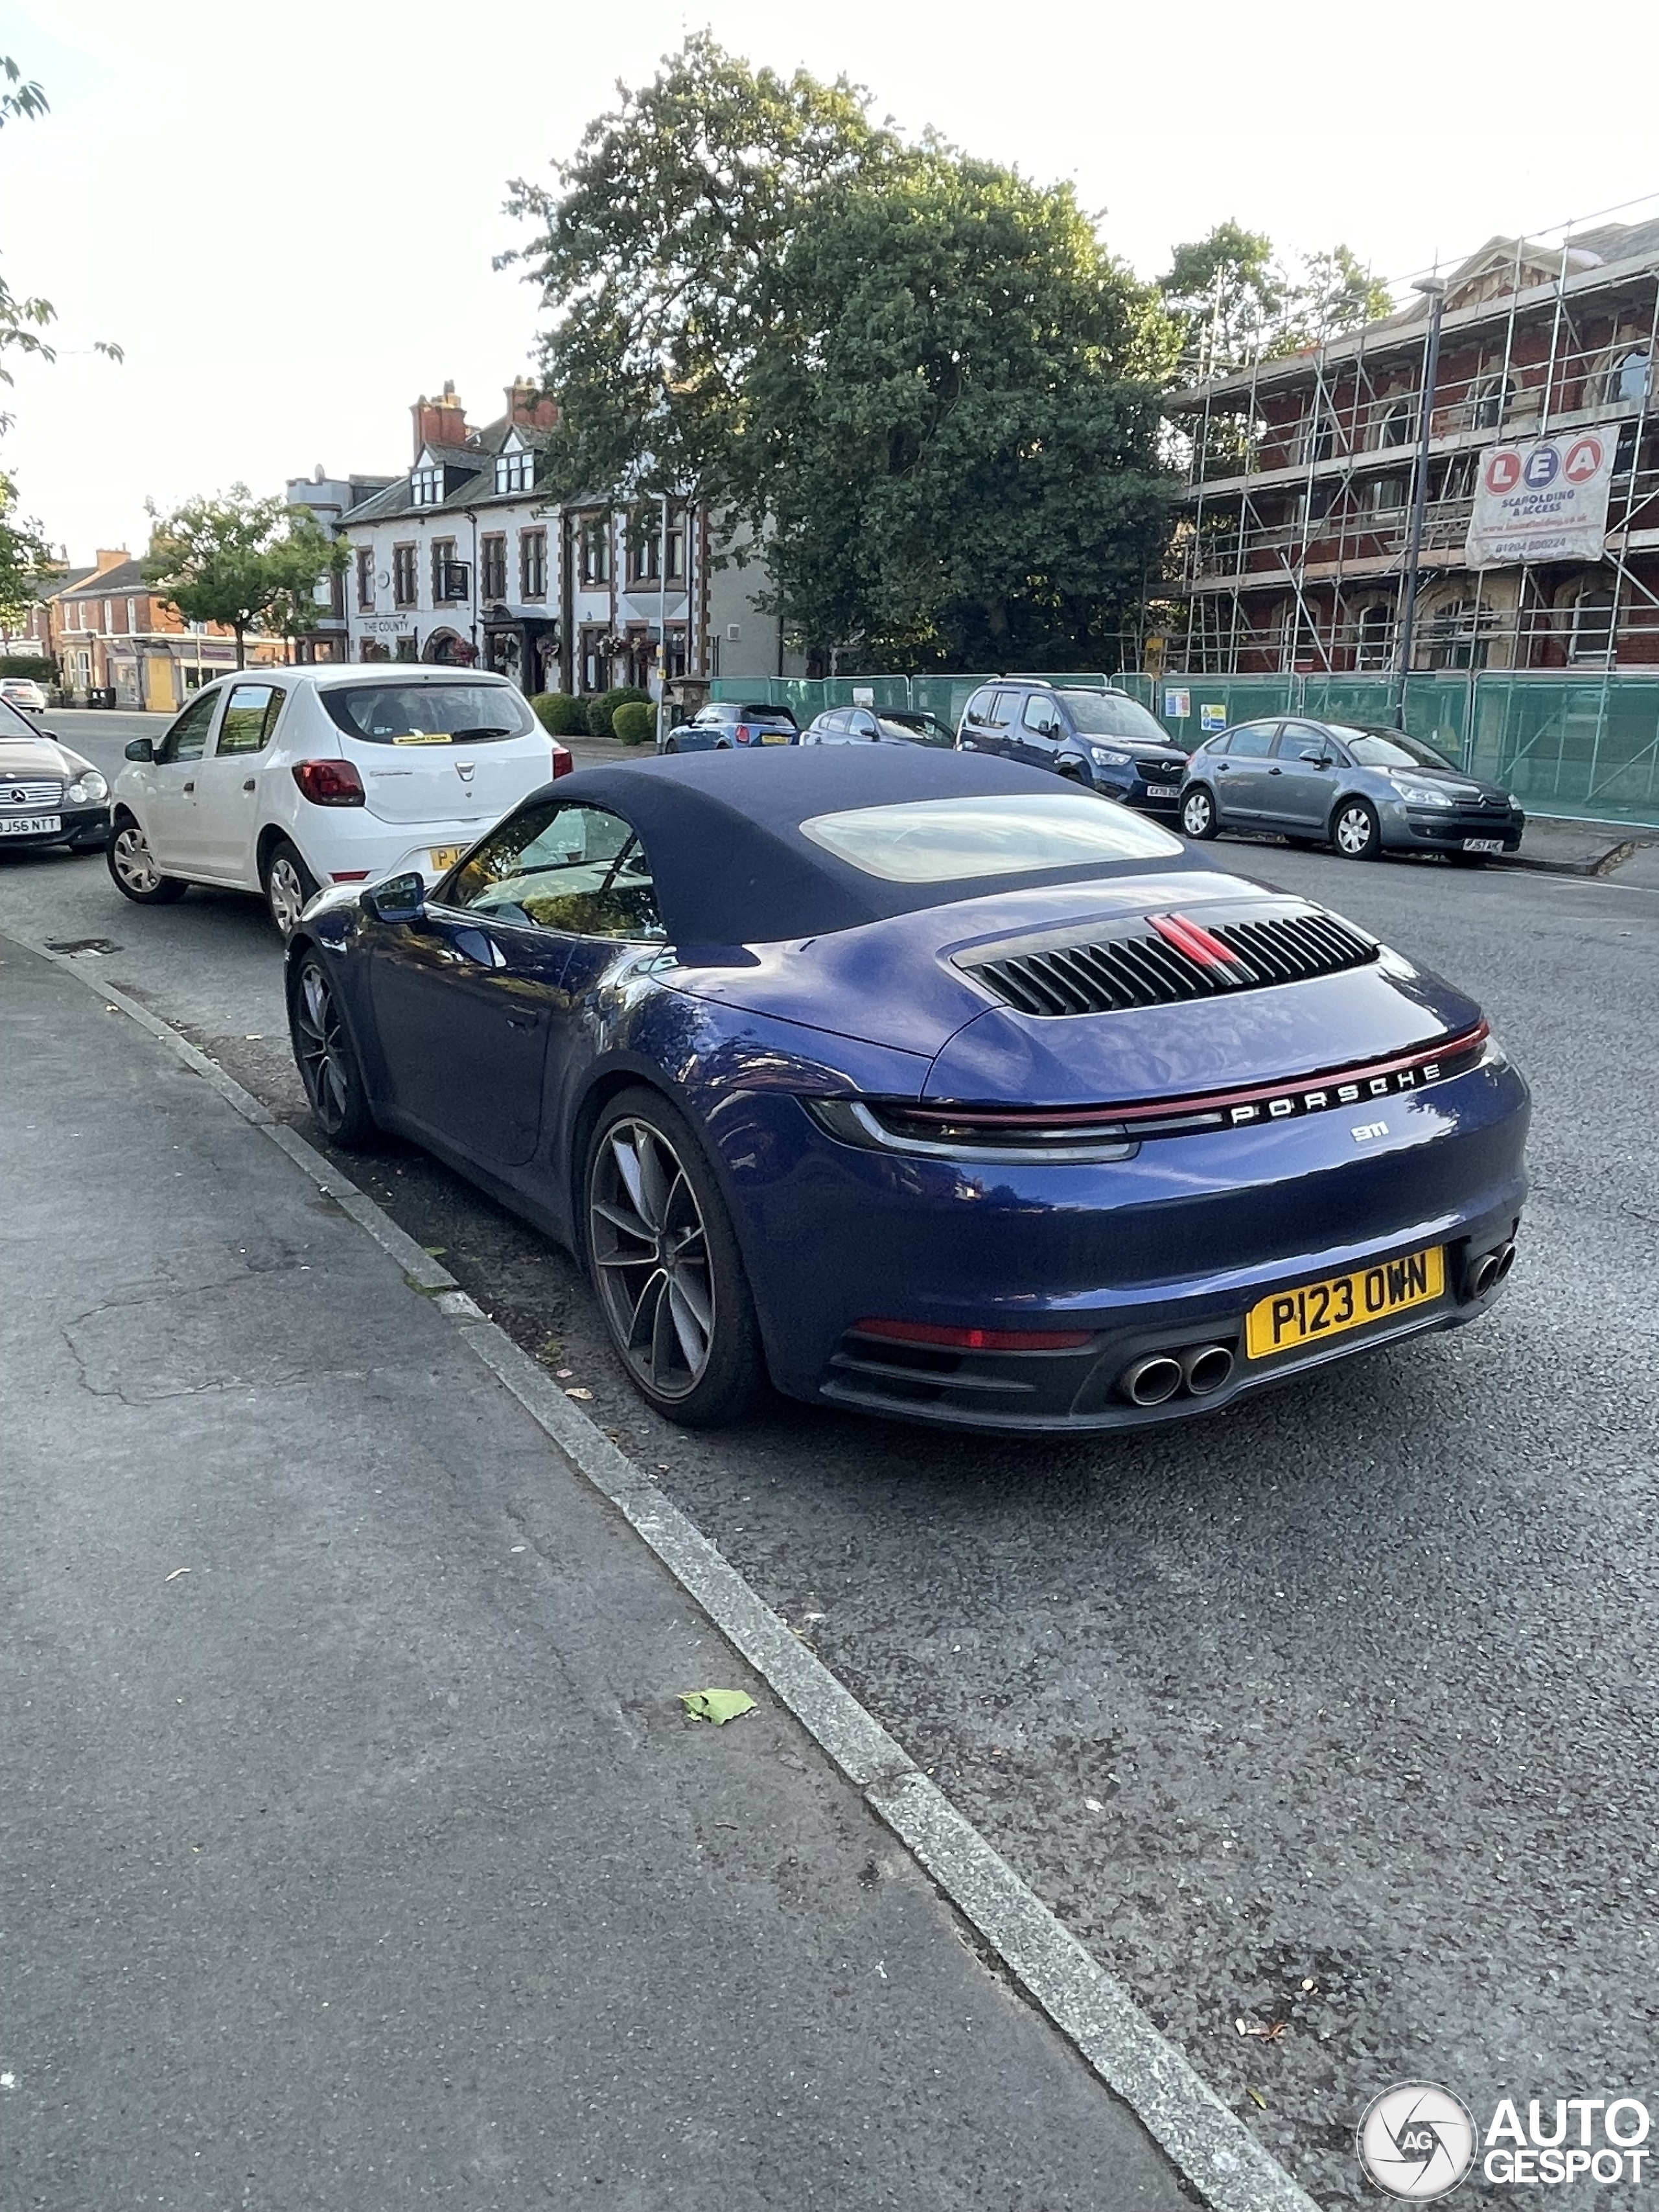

1463,428,1618,566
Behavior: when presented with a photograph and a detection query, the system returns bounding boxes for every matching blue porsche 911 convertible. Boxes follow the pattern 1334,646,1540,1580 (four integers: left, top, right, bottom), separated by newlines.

285,749,1528,1431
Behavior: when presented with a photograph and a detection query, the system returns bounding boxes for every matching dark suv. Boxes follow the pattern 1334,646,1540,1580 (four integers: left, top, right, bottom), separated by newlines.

956,682,1190,815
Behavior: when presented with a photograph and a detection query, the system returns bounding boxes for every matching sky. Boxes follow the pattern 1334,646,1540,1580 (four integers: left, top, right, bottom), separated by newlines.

3,0,1657,564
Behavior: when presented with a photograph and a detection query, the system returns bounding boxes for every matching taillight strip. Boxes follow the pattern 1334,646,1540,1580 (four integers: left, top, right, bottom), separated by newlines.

896,1021,1492,1133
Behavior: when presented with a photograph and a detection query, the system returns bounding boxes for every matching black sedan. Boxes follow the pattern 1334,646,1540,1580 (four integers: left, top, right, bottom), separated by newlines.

0,701,111,854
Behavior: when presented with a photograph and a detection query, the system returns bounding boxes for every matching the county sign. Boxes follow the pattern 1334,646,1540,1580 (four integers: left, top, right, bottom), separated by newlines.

1463,429,1618,566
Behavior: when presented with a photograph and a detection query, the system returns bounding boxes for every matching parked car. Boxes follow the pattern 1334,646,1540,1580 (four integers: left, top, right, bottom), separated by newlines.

660,700,799,752
0,677,47,713
0,697,110,854
801,706,957,748
956,681,1191,815
1178,718,1524,862
284,747,1527,1435
108,667,573,935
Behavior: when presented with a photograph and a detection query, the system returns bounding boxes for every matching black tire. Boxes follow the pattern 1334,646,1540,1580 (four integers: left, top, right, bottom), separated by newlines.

1180,785,1218,840
662,738,679,754
262,835,319,937
107,811,189,903
1330,795,1382,860
287,951,377,1148
585,1086,765,1428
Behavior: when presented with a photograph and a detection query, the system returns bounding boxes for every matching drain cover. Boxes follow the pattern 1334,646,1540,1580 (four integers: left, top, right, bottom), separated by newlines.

45,937,123,956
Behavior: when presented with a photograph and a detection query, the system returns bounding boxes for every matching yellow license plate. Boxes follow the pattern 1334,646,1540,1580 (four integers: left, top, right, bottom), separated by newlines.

760,730,793,743
428,846,463,874
1245,1246,1444,1360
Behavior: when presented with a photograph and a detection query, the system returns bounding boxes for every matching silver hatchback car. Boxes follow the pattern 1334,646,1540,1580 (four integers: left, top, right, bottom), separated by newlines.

1178,717,1524,863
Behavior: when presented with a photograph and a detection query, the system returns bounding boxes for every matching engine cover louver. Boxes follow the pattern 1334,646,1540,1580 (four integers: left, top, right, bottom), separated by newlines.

958,900,1378,1018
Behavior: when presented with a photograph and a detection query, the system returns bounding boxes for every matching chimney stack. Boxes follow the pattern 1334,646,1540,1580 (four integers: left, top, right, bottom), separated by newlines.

505,377,559,430
411,379,470,458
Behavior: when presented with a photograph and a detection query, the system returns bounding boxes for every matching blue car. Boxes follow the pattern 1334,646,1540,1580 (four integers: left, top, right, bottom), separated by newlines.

957,680,1192,815
285,750,1528,1432
660,699,798,752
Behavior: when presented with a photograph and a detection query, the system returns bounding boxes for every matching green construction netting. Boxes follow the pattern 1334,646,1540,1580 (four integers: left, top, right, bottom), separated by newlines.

710,671,1659,823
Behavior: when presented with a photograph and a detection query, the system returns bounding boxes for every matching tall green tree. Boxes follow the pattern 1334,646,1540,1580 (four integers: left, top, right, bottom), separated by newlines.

502,33,894,514
750,152,1176,668
1160,222,1393,379
144,487,345,667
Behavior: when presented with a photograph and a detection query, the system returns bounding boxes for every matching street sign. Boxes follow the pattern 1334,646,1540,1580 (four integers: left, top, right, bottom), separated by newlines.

1464,429,1617,566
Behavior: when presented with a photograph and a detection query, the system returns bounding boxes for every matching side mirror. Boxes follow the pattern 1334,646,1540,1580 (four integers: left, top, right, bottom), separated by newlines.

124,737,154,762
361,871,426,926
1315,752,1336,769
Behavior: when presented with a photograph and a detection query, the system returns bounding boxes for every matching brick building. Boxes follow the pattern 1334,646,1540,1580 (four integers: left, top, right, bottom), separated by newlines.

1166,218,1659,674
49,553,277,709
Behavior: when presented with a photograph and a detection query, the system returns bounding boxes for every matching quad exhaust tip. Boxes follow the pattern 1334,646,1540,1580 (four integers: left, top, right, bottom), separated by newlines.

1120,1343,1235,1407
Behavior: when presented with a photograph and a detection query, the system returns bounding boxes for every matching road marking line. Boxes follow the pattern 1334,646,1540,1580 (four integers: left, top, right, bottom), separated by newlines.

9,920,1318,2212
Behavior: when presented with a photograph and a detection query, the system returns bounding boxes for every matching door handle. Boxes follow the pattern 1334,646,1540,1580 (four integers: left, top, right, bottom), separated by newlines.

242,778,256,793
1268,765,1283,774
182,780,195,793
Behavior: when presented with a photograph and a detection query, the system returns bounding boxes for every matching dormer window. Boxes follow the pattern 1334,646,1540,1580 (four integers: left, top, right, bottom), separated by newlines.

411,465,444,506
495,448,534,495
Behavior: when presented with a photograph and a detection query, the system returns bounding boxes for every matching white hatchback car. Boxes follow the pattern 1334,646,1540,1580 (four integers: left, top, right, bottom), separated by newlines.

108,666,572,933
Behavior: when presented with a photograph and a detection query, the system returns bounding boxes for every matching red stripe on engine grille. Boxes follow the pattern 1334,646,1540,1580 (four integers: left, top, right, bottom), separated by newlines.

1150,910,1248,970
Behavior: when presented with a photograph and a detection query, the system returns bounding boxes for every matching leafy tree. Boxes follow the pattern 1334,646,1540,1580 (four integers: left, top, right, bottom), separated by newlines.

1160,222,1393,379
502,33,895,514
0,468,54,629
144,487,346,667
748,152,1176,668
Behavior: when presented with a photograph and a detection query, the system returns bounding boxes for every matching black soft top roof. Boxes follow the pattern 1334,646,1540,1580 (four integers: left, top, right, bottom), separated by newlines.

519,749,1203,948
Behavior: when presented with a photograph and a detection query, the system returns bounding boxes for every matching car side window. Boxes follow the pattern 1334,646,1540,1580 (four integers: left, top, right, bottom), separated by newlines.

963,688,994,723
1226,723,1279,758
445,802,665,941
214,684,284,757
848,710,878,738
819,710,848,736
1277,722,1329,763
1021,693,1060,735
155,689,221,764
987,689,1023,728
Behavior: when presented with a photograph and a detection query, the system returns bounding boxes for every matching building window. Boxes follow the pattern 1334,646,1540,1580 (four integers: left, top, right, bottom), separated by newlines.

1366,475,1410,515
411,465,443,506
480,534,507,601
494,448,533,495
1301,410,1334,465
395,635,419,662
1355,603,1394,670
666,623,688,679
1439,453,1478,502
579,626,610,693
1422,598,1491,671
1375,397,1415,449
1469,373,1514,431
392,543,417,607
356,548,375,611
629,528,660,585
126,597,138,632
579,517,610,586
1568,586,1617,665
432,537,461,601
519,528,547,600
1607,351,1651,406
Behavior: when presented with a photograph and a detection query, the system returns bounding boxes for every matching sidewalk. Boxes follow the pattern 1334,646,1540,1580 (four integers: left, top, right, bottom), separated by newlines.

0,935,1188,2211
1506,812,1659,878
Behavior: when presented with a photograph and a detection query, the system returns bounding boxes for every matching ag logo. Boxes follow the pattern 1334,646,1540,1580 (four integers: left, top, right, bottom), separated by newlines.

1358,2082,1478,2199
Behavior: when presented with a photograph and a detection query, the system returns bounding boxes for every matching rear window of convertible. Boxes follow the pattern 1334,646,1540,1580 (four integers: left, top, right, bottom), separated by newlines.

318,681,537,745
798,793,1184,882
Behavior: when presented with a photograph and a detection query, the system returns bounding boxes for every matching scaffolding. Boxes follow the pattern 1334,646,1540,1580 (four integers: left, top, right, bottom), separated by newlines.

1166,202,1659,679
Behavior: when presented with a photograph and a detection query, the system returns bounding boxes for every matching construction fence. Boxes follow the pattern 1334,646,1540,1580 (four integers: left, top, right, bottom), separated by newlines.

709,669,1659,826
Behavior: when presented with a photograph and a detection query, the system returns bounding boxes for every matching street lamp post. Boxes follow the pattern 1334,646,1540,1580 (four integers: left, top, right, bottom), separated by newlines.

1392,275,1448,728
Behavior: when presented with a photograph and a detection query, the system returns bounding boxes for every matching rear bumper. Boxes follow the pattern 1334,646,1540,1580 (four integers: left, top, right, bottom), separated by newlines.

712,1053,1530,1432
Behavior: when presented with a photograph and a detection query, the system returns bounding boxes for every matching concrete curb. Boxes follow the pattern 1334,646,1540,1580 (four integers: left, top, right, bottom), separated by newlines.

12,924,1319,2212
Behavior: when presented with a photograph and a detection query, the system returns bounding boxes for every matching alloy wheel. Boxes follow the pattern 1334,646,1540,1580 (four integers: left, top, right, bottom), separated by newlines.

1181,790,1213,838
292,961,351,1131
267,852,310,935
111,822,159,894
588,1118,715,1402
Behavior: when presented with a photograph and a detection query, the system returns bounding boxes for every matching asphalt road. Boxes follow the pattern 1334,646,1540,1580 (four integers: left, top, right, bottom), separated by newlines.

6,712,1657,2207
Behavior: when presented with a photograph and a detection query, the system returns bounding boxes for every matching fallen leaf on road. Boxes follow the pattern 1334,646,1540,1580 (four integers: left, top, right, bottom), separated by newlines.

555,1368,574,1379
423,1244,447,1257
164,1568,191,1583
564,1386,594,1401
1247,2086,1268,2110
678,1689,756,1726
